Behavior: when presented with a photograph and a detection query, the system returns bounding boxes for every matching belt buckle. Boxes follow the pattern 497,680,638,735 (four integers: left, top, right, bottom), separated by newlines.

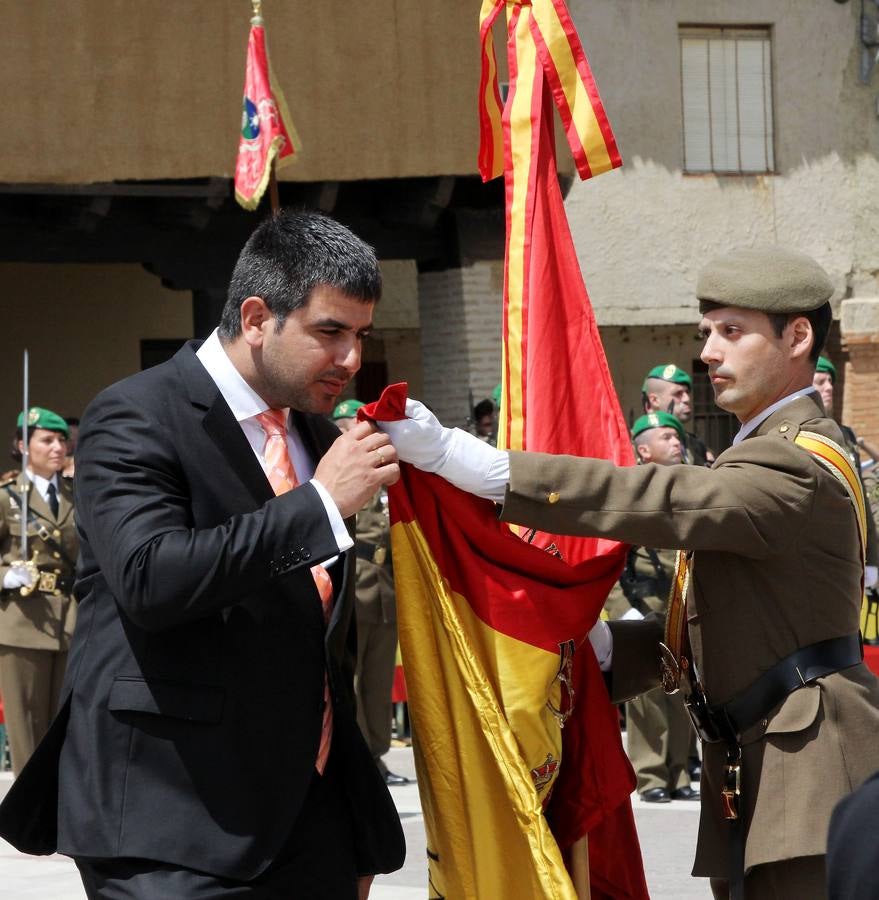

659,642,681,694
37,571,58,594
372,546,387,566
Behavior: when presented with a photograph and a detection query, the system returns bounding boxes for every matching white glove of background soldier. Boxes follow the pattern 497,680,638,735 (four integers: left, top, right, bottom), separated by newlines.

3,566,34,590
377,398,507,499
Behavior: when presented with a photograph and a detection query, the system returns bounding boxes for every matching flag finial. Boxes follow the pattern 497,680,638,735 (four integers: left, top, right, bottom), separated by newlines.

250,0,263,26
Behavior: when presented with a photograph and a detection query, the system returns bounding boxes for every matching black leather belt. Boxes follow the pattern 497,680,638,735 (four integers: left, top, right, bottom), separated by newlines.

687,633,863,743
355,540,387,566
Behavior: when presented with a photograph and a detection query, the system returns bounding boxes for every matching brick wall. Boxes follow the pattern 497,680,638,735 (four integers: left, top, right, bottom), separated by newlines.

417,262,504,427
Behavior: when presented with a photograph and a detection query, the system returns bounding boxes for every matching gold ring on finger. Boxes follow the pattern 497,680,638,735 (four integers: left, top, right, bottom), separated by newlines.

375,448,386,467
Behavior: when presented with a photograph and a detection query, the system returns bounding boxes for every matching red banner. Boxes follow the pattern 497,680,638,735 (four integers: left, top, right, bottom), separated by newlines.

234,16,299,210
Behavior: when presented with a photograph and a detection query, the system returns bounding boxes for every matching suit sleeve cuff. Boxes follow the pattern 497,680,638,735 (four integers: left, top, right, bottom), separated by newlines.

309,478,354,553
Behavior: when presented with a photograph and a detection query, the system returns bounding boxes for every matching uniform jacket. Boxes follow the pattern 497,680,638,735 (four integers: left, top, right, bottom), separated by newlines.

501,394,879,877
0,341,405,880
355,490,396,625
0,473,77,650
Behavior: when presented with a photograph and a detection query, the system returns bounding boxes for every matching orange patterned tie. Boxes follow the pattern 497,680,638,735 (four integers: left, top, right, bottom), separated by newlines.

255,408,334,774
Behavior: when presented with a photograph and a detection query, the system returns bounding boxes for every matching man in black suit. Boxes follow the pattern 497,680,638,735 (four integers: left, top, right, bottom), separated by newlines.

0,210,405,898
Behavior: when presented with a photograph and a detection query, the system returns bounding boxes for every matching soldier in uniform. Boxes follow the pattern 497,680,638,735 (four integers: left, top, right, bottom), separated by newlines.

642,363,713,465
381,246,879,899
333,399,411,786
0,407,77,774
607,412,698,803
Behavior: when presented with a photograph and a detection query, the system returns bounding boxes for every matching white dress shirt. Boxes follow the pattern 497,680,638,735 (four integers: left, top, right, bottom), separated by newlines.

196,330,352,559
26,470,60,505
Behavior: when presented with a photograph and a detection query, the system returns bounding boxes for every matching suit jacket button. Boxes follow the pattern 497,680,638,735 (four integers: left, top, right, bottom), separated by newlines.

301,548,311,561
547,491,560,504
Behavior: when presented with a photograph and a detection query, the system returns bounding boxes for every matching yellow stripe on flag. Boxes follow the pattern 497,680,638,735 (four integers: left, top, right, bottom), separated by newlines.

531,0,614,175
391,514,577,899
504,4,539,452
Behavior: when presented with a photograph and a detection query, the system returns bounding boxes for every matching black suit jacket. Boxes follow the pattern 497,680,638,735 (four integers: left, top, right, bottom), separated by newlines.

0,342,404,879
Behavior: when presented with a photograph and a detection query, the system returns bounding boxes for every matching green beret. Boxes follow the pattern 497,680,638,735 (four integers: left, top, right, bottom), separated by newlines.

697,246,834,314
631,411,686,444
331,399,365,420
16,407,69,436
815,355,837,383
642,364,692,392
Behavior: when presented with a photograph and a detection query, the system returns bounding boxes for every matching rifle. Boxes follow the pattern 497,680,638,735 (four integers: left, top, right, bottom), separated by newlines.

11,349,39,596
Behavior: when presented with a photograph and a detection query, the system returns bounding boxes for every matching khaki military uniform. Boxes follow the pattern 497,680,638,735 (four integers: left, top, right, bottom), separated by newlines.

501,395,879,893
607,547,693,795
353,489,398,772
0,473,77,774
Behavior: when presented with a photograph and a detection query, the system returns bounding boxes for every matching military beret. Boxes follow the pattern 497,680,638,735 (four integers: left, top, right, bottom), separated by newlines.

16,406,69,436
491,383,502,407
331,399,365,420
642,364,692,392
697,246,834,314
631,411,686,444
815,355,837,383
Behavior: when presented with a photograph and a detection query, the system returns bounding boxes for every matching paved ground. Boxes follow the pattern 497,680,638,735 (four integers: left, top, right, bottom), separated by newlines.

0,746,709,898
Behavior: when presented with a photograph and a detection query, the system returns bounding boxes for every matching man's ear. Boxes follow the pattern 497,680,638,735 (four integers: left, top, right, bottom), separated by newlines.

239,297,273,348
635,442,650,464
788,315,813,361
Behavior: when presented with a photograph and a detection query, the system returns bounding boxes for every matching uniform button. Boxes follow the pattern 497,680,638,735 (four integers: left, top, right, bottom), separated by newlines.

547,492,560,504
778,425,789,434
301,549,311,561
53,552,61,559
761,718,768,728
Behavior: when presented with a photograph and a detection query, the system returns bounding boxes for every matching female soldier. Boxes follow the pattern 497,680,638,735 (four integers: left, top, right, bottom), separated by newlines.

0,407,77,774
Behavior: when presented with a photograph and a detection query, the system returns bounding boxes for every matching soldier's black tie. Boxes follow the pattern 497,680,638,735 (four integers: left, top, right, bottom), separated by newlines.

46,482,59,518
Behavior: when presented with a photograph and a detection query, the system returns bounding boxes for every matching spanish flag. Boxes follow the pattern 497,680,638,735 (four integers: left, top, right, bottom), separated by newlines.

361,387,647,899
234,5,300,210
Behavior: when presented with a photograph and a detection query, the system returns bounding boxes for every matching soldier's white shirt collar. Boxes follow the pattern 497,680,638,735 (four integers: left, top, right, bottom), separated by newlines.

25,470,59,503
733,387,819,445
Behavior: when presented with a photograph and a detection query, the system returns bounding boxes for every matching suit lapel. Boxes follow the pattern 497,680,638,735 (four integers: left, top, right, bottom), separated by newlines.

174,341,273,507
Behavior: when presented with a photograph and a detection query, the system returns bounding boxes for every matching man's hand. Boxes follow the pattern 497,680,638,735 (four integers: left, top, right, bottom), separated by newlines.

2,566,34,591
377,398,507,498
315,421,399,519
358,875,374,900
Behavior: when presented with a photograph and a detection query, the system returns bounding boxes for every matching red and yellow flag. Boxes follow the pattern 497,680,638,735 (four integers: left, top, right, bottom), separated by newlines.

361,387,647,899
234,5,300,210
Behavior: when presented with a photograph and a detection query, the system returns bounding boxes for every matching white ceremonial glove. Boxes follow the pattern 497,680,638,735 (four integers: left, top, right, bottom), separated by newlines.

621,606,645,622
588,618,613,671
378,399,507,498
866,565,879,589
3,566,34,590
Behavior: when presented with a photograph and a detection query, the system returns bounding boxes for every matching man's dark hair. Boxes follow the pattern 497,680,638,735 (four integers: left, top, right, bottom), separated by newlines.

700,300,832,363
218,209,382,340
474,399,494,420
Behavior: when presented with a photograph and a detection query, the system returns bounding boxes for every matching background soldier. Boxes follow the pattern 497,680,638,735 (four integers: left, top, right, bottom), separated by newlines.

607,412,699,803
0,407,77,774
333,399,411,786
642,363,713,466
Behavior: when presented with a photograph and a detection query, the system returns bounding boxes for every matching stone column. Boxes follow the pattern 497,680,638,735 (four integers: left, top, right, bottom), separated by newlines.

840,297,879,445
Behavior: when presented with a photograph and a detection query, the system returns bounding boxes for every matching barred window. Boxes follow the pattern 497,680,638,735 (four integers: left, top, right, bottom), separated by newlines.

680,26,775,174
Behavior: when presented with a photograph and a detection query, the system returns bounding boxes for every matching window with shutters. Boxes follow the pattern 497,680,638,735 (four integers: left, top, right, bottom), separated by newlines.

679,26,775,174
